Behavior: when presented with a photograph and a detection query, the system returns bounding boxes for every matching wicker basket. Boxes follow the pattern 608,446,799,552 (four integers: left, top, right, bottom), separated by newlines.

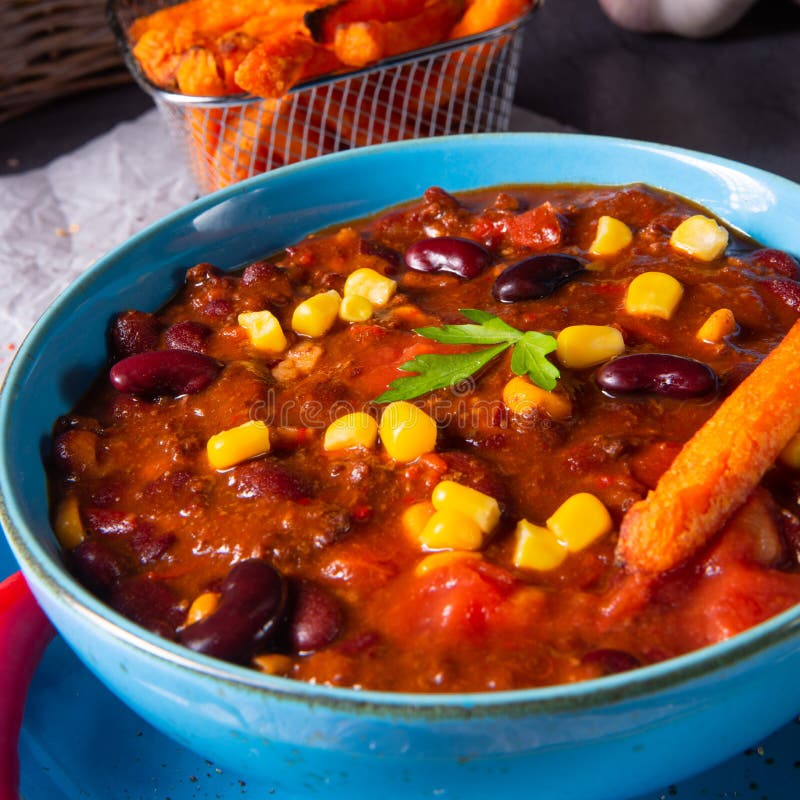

0,0,130,123
110,0,536,193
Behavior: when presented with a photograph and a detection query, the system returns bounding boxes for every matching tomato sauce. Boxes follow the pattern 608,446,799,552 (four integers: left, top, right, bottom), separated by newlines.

48,183,800,692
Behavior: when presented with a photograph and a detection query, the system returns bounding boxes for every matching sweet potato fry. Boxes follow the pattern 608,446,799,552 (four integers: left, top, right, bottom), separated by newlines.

450,0,533,39
305,0,427,43
617,319,800,574
235,34,342,98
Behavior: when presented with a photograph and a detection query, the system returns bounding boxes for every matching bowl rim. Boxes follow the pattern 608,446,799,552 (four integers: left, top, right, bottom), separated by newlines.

4,131,800,718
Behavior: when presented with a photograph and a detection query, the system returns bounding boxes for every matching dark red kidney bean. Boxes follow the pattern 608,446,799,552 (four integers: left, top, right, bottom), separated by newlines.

69,539,127,596
405,237,492,279
752,249,800,280
130,528,176,564
492,254,584,302
360,239,404,276
51,429,98,474
111,310,161,358
83,508,138,537
231,460,312,501
202,298,233,318
179,559,286,663
582,648,640,675
164,320,210,353
110,576,185,639
185,263,222,285
109,350,221,397
762,278,800,311
596,354,717,399
288,581,342,654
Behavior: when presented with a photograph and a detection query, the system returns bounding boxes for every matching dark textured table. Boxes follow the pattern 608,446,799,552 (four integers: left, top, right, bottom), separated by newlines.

2,0,800,181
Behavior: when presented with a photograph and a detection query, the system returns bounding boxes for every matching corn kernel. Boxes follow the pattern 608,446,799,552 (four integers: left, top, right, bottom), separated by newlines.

339,294,374,322
53,495,85,549
343,267,397,307
670,215,729,261
512,519,568,571
402,500,436,540
779,430,800,469
291,290,341,337
323,412,378,451
207,420,270,470
252,653,294,676
625,271,684,319
546,492,612,552
379,401,438,462
588,215,633,256
697,308,736,343
431,480,500,534
502,375,572,420
417,508,484,551
556,325,625,369
238,310,287,353
185,591,220,626
414,550,482,576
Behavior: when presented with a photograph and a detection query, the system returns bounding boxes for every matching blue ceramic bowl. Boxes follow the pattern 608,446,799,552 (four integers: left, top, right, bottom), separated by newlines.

3,134,800,800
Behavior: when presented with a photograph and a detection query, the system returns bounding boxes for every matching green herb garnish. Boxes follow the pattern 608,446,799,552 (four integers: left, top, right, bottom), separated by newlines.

374,309,560,403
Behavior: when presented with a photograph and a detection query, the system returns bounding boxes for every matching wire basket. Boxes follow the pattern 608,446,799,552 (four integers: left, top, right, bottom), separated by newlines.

109,1,535,194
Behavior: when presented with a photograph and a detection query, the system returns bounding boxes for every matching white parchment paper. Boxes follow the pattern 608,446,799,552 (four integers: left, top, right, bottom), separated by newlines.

0,106,569,379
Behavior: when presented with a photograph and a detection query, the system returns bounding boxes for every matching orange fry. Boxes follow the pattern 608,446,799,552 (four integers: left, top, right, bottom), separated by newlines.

617,319,800,574
450,0,533,38
305,0,427,43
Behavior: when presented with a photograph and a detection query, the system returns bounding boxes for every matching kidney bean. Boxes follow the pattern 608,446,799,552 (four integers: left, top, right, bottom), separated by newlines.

751,248,800,280
288,581,342,654
109,350,221,397
130,528,176,564
111,576,185,639
164,320,210,354
492,254,584,303
83,508,138,537
231,460,312,501
405,237,492,279
51,429,98,474
596,353,717,399
762,277,800,311
111,310,161,358
69,539,127,596
582,648,640,675
360,239,404,276
179,559,286,662
202,298,234,318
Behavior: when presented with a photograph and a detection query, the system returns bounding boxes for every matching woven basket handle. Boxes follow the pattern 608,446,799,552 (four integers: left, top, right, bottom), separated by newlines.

0,573,54,800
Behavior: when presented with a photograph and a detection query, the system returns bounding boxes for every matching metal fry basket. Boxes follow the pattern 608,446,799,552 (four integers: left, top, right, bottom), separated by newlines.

109,1,535,194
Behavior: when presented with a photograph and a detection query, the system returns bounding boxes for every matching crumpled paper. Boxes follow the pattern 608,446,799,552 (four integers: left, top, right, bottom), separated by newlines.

0,105,569,379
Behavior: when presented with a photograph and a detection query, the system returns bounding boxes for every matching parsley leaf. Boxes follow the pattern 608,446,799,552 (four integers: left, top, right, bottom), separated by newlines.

373,310,560,403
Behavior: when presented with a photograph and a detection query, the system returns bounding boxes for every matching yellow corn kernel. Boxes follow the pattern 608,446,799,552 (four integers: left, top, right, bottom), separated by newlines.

291,290,341,337
546,492,613,553
379,401,438,462
237,310,288,353
588,215,633,257
512,519,569,571
414,550,482,576
417,508,484,551
779,430,800,469
431,480,500,534
670,215,729,261
625,271,684,319
252,653,294,676
697,308,736,343
323,412,378,451
339,294,374,322
502,375,572,421
402,500,436,540
207,420,270,470
53,496,85,549
556,325,625,369
343,267,397,307
185,591,220,626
